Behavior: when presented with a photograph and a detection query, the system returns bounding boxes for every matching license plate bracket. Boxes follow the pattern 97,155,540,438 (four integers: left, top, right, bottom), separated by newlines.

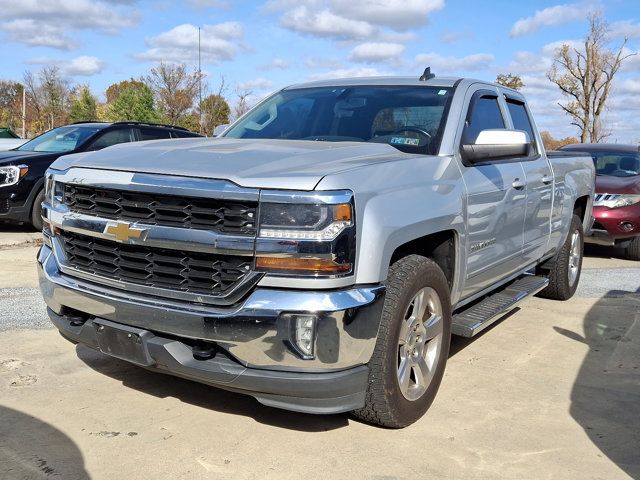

94,319,155,367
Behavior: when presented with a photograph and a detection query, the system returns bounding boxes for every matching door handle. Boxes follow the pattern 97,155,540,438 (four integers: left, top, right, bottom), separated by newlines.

512,179,526,190
541,175,553,185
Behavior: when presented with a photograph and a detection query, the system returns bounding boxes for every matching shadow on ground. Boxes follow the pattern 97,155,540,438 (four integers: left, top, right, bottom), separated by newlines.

0,222,36,233
584,244,630,261
555,287,640,478
76,344,351,432
0,405,89,479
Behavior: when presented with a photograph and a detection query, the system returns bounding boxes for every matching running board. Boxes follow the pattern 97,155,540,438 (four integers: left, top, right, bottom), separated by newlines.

451,275,549,337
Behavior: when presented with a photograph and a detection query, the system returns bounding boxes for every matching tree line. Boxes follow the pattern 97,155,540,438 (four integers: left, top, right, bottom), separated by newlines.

0,62,254,138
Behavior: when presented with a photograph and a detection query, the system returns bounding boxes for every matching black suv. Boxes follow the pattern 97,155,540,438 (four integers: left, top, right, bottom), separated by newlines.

0,122,201,230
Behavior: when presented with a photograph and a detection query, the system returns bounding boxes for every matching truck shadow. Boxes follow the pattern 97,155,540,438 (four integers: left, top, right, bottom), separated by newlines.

0,405,90,479
584,244,630,261
75,344,350,432
554,288,640,478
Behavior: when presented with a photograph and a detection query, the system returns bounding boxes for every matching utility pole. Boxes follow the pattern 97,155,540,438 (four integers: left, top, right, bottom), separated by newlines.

198,26,203,135
21,86,26,139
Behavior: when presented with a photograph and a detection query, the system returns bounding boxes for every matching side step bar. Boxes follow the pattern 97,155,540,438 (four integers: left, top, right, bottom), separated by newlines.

451,275,549,337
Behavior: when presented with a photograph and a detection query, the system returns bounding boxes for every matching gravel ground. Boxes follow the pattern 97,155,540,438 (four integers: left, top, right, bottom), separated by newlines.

0,288,49,331
1,267,638,332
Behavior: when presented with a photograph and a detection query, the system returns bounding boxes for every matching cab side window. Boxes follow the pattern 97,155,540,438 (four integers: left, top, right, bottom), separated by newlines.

506,99,537,155
462,95,505,144
86,128,135,151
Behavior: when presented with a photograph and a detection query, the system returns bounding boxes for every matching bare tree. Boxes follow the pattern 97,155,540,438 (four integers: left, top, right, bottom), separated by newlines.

547,13,635,143
199,76,230,136
496,73,524,90
23,66,71,134
234,88,253,120
146,63,202,126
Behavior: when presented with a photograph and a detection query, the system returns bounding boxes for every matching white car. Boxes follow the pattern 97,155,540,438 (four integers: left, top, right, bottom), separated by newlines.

0,138,26,151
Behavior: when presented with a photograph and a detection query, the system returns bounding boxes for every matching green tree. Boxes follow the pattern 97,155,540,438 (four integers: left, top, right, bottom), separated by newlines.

105,81,158,123
199,94,230,136
69,85,97,123
496,73,524,90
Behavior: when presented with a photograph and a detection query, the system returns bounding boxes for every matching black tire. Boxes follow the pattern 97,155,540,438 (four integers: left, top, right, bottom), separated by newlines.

538,214,583,300
352,255,451,428
626,236,640,261
30,189,45,232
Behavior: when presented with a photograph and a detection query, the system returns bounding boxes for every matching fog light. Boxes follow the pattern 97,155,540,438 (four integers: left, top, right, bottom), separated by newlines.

619,221,635,232
283,313,318,359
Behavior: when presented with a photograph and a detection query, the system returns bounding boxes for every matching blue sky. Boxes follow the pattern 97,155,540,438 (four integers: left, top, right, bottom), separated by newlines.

0,0,639,142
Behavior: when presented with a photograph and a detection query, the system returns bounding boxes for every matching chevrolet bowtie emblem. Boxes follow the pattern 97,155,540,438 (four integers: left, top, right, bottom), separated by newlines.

105,223,146,242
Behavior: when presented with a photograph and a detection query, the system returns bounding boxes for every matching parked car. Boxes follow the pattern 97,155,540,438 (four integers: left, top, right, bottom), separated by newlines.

559,143,640,259
38,73,594,428
0,122,201,230
0,127,26,150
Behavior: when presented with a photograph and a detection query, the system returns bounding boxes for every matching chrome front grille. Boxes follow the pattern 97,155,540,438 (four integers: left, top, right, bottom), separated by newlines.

63,184,257,236
60,231,253,297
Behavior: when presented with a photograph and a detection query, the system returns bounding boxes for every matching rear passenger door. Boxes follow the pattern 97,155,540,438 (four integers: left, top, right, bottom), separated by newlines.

503,94,553,264
85,127,136,151
458,88,527,298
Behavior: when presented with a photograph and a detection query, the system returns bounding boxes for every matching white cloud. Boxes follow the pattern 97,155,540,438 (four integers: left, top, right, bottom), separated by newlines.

304,57,344,69
0,0,140,49
440,30,473,44
281,6,375,40
25,55,105,76
270,0,442,42
137,23,244,64
187,0,229,7
307,66,386,81
238,78,274,91
609,20,640,39
509,4,588,38
350,42,405,64
414,52,494,73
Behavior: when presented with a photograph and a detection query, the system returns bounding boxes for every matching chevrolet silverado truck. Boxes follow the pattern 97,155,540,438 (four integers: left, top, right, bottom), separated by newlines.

38,74,595,428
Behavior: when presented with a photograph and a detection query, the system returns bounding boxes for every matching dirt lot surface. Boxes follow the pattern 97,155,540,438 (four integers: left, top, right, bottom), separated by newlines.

0,227,639,479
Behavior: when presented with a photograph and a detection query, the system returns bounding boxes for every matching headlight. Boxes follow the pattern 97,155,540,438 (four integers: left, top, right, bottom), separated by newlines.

612,195,640,209
255,191,356,277
0,165,28,188
259,203,352,240
44,173,63,208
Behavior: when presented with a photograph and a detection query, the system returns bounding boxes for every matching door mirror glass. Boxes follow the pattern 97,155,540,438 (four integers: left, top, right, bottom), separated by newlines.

461,129,530,163
213,124,229,136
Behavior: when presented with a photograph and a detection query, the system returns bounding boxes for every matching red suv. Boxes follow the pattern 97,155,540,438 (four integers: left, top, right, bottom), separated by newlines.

560,143,640,260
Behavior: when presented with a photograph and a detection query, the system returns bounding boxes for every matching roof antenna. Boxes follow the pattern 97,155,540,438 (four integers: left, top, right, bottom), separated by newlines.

419,66,435,81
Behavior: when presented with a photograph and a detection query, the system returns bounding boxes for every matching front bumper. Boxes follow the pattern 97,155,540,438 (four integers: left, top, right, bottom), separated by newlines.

38,245,385,414
586,205,640,246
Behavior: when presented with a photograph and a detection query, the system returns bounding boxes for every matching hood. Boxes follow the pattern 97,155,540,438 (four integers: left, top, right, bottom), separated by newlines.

50,138,413,190
596,174,640,195
0,150,47,165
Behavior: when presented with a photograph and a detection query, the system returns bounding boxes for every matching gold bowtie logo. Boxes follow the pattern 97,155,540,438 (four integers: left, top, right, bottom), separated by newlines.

105,223,146,242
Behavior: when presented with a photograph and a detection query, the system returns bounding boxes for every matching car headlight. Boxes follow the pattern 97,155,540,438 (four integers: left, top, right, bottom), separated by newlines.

255,191,356,276
612,195,640,209
0,165,28,188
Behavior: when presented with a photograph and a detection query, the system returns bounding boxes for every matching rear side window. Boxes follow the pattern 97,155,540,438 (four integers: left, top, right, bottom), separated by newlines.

140,128,171,141
463,96,505,144
506,99,537,154
87,128,135,151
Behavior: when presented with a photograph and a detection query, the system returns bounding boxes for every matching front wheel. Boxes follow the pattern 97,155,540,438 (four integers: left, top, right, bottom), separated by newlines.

626,236,640,261
30,189,45,232
352,255,451,428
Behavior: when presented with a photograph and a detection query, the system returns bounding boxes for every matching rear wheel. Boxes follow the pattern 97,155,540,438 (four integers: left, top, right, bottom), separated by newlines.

30,189,45,232
626,236,640,261
538,214,583,300
352,255,451,428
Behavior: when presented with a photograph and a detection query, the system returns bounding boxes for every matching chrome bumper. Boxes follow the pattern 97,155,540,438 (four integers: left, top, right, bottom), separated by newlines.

38,245,385,372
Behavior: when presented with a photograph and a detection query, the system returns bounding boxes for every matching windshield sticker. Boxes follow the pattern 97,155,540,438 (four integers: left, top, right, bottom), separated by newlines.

438,90,448,95
391,137,420,146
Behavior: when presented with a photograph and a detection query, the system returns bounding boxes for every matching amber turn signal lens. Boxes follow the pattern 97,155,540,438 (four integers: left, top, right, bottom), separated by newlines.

256,256,352,273
334,203,352,222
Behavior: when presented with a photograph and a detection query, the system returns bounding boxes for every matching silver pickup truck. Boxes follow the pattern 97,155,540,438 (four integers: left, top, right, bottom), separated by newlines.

38,73,594,427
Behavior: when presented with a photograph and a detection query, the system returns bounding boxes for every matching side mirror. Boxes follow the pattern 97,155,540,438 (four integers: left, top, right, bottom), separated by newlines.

461,129,531,163
213,124,229,137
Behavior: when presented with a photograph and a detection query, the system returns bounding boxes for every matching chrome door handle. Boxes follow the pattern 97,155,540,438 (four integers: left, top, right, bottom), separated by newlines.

512,179,526,189
541,175,553,185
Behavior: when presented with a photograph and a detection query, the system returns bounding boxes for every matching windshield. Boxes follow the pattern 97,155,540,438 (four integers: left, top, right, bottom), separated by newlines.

580,151,640,177
17,125,101,153
224,86,453,155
